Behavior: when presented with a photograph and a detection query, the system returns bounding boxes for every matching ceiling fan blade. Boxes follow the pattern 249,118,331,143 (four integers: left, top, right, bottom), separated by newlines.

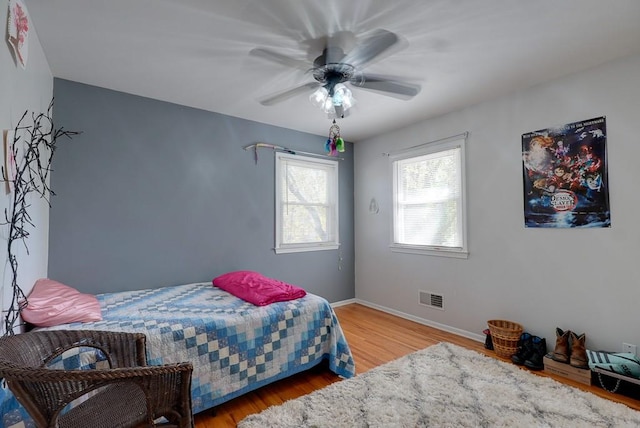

341,29,400,68
350,74,421,99
250,48,311,72
323,31,355,64
258,82,321,106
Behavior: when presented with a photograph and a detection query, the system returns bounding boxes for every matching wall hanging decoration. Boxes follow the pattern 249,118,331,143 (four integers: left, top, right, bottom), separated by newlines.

244,142,343,164
7,0,30,69
522,116,610,228
1,100,78,335
325,120,345,157
3,129,18,193
369,197,379,214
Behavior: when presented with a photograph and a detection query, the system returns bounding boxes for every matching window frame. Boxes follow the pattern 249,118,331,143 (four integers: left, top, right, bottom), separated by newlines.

275,152,340,254
389,134,468,259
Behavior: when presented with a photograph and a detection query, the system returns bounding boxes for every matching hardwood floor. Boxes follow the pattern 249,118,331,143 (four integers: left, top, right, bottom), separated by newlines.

194,303,640,427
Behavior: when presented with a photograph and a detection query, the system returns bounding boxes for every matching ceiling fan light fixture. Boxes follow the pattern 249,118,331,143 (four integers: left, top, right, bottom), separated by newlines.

309,86,329,108
309,83,354,118
332,83,353,109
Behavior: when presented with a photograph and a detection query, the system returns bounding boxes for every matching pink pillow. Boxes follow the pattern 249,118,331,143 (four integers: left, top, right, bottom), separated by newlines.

213,270,306,306
21,278,102,327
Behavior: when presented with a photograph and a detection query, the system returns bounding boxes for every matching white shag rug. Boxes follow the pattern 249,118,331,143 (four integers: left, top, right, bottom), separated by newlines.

238,342,640,428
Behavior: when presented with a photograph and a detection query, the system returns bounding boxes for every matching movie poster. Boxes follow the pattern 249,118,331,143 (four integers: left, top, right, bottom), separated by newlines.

522,116,610,228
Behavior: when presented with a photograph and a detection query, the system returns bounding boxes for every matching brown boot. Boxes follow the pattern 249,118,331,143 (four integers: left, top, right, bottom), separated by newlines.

552,327,570,363
570,331,589,368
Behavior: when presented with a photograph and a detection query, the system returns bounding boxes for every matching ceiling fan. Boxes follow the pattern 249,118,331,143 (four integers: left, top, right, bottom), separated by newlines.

250,29,421,119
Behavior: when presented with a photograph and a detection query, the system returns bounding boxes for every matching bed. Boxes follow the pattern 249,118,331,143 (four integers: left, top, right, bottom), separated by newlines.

0,281,356,426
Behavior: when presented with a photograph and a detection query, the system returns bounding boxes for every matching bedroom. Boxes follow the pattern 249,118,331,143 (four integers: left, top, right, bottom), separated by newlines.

2,0,640,426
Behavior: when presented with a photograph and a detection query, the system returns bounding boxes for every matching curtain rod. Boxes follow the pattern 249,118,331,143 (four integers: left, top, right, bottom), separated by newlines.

382,132,469,157
244,143,344,164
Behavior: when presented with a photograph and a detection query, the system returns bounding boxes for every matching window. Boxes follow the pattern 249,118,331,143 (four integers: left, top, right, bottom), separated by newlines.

275,153,339,254
390,134,468,258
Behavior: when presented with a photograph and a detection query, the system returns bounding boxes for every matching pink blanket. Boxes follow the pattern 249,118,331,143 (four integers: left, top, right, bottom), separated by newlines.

212,271,306,306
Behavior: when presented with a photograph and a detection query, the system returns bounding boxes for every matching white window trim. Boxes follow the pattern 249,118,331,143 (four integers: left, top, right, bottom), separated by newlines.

275,152,340,254
389,134,468,259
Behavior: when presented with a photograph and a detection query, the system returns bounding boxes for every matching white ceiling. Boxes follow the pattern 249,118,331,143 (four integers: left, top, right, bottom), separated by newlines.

25,0,640,141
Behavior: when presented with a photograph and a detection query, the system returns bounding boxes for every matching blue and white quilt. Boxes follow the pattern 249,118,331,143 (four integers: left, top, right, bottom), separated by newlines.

1,282,355,427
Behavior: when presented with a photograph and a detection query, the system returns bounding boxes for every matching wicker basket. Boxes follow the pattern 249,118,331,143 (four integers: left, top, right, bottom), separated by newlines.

487,319,523,357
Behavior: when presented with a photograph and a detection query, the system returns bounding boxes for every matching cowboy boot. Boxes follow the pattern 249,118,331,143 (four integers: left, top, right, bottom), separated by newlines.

552,327,570,363
511,332,533,365
524,336,547,370
570,331,589,368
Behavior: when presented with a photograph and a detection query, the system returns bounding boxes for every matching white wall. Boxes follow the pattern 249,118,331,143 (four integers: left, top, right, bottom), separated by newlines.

355,53,640,353
0,0,53,333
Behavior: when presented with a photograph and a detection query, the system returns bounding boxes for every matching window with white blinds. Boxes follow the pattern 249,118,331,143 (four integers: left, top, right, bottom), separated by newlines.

275,152,339,254
390,135,468,258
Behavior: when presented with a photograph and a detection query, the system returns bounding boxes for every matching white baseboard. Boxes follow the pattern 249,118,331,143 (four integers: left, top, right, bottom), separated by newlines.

353,299,485,344
330,298,357,308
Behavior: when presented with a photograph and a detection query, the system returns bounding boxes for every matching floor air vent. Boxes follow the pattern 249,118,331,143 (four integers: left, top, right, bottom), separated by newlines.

419,291,444,310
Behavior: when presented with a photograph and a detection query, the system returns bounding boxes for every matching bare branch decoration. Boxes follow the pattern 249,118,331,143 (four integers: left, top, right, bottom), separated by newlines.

2,99,79,335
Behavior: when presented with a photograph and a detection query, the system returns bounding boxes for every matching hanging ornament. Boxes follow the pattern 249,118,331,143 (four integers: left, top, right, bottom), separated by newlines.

326,120,345,156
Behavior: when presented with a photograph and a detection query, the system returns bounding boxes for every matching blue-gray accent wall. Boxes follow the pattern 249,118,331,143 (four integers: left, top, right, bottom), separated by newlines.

48,79,354,302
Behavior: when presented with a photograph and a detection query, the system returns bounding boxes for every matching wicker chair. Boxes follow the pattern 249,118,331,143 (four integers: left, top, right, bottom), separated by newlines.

0,329,194,428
